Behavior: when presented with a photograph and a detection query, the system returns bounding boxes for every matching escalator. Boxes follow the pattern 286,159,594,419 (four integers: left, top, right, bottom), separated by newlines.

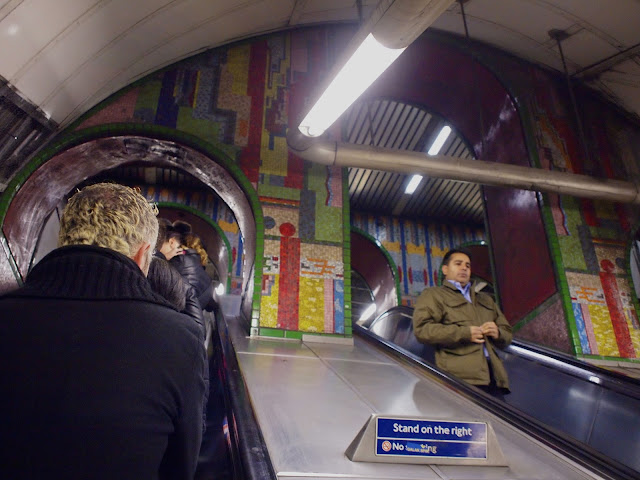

360,306,640,477
196,308,277,480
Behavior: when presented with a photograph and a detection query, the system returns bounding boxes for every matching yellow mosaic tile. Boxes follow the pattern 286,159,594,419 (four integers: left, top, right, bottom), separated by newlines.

260,275,279,328
382,241,401,253
588,304,620,357
430,246,448,259
407,243,426,255
218,219,240,234
298,277,325,333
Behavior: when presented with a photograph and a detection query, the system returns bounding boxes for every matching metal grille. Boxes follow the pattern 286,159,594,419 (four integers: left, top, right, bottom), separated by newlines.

344,99,484,225
0,79,57,192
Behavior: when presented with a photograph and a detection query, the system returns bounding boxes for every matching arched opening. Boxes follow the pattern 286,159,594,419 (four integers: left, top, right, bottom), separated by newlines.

350,228,400,326
0,129,262,324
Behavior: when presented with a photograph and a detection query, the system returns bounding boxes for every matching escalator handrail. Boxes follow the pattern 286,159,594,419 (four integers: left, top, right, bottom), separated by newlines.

214,308,278,480
355,323,639,480
374,305,640,399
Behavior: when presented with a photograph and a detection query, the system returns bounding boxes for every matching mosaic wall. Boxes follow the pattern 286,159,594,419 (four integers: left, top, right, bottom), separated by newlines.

75,29,348,337
530,69,640,360
352,213,484,305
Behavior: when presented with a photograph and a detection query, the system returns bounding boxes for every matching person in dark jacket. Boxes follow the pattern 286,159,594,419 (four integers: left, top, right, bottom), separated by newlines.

148,256,205,334
169,221,215,312
147,256,210,434
0,183,206,480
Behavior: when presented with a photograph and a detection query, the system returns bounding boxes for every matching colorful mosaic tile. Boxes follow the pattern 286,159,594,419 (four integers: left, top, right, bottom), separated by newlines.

353,213,483,302
299,277,326,333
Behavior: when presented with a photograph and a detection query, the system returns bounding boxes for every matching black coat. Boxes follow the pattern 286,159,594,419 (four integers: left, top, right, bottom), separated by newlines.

171,249,215,311
0,245,206,480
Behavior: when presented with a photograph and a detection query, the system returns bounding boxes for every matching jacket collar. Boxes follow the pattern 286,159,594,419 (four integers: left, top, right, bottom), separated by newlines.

442,279,476,301
8,245,174,308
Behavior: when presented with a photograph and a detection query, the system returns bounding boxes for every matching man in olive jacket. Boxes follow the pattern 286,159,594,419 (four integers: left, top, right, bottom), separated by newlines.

413,249,512,394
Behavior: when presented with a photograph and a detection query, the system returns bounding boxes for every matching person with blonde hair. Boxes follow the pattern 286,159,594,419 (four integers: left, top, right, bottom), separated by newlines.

0,183,206,479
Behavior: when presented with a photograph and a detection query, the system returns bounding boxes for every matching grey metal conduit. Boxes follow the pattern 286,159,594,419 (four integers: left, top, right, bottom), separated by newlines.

287,128,640,205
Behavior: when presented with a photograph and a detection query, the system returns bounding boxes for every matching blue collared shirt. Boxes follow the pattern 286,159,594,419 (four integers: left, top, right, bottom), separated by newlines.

448,280,471,303
448,280,490,358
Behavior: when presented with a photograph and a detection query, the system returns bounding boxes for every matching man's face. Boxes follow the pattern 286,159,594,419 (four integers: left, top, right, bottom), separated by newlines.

442,253,471,286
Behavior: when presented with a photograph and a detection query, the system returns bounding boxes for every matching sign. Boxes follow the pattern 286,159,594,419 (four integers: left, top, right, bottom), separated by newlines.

375,417,487,459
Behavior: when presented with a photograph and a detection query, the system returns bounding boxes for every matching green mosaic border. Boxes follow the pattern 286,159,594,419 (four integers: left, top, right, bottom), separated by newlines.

624,219,640,344
517,105,580,354
538,193,579,354
342,167,352,336
511,293,561,333
157,201,233,291
350,226,402,306
0,122,265,326
579,354,640,364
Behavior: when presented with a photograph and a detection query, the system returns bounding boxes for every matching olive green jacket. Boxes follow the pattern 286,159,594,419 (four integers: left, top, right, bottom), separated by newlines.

412,282,512,389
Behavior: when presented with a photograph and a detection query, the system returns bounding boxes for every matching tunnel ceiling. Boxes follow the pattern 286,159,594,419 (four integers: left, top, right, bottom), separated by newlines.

1,0,639,129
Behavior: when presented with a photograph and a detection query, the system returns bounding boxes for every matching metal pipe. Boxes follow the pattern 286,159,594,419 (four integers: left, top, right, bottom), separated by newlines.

287,128,640,204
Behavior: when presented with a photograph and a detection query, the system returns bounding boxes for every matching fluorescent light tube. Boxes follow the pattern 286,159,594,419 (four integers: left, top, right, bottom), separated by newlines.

405,174,423,194
427,125,451,155
298,34,405,137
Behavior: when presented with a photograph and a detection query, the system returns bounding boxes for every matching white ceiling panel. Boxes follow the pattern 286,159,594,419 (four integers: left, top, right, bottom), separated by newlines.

14,1,177,102
461,0,574,45
560,29,621,72
539,0,640,47
1,0,639,126
1,0,99,78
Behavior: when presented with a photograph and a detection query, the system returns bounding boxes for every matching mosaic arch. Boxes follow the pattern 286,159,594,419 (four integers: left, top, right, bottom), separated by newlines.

0,126,263,322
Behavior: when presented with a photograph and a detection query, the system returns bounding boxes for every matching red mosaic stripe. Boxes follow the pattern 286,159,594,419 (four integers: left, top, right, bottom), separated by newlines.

239,40,268,184
599,266,636,358
278,236,300,330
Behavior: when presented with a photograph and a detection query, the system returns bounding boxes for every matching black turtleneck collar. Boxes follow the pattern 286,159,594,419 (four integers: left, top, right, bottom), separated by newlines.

5,245,174,309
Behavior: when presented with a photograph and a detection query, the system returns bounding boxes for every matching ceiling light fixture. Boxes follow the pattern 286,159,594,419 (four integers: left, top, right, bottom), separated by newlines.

295,0,455,139
427,125,452,155
298,34,405,137
405,174,423,194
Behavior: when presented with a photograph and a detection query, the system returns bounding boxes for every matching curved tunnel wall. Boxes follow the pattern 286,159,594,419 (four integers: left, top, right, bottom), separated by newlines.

350,230,398,320
2,26,640,358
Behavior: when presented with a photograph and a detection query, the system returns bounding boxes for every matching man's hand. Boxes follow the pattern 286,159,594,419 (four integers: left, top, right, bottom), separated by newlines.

481,322,500,339
469,326,485,343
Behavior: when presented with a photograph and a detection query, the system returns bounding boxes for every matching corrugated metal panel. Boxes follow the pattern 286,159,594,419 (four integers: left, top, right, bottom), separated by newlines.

0,79,57,192
344,98,484,226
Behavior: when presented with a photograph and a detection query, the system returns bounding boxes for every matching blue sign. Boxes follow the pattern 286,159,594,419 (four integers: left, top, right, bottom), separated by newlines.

375,418,487,459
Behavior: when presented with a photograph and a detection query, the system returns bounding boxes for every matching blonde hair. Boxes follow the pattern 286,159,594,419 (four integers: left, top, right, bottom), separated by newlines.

58,183,158,258
184,234,208,266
